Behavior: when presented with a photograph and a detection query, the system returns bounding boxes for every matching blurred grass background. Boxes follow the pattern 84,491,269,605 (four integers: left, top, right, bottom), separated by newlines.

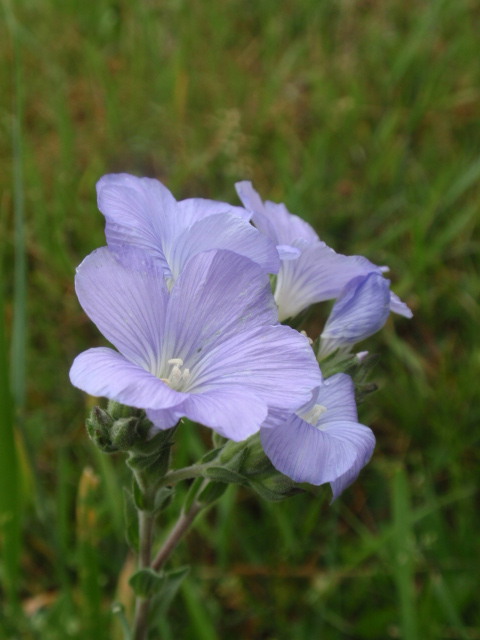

1,0,479,638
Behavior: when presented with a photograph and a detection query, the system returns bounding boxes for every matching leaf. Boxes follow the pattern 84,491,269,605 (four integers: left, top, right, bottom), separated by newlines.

153,486,174,514
129,568,165,598
197,481,228,505
155,566,190,614
199,447,222,464
129,566,190,607
183,477,204,513
132,476,149,511
203,466,247,484
122,488,139,552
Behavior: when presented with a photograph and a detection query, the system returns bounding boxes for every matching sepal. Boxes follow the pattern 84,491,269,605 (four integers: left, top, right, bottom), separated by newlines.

203,433,305,502
248,473,303,502
126,427,177,483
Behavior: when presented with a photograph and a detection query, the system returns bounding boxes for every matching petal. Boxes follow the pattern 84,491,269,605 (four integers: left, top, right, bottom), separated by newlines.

182,388,267,441
168,214,280,281
389,291,413,318
235,181,265,214
235,181,317,244
96,173,178,274
322,421,376,500
277,244,302,261
316,373,358,423
262,200,319,244
178,198,251,224
75,247,168,372
146,406,185,431
162,250,278,367
274,242,383,321
320,273,391,352
188,324,322,413
260,416,375,496
70,347,187,409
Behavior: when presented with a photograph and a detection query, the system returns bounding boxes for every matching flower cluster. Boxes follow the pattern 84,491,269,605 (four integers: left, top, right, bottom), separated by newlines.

71,174,412,498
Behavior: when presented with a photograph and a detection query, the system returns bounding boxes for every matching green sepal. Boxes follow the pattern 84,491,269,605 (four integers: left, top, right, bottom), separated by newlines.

127,427,176,484
248,474,303,502
211,431,227,449
129,427,176,456
122,488,139,552
111,417,147,451
127,446,171,478
126,428,176,482
236,433,272,475
199,447,222,464
107,400,136,421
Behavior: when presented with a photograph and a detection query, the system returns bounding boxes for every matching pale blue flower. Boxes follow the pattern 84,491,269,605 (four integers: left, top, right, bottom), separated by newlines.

235,181,412,322
319,272,392,357
97,173,280,286
260,373,375,499
70,247,321,441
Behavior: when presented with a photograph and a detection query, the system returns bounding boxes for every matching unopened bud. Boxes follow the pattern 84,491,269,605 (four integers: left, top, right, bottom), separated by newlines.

86,406,117,453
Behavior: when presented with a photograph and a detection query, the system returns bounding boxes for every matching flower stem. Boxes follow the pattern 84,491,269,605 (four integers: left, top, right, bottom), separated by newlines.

132,505,154,640
152,501,203,572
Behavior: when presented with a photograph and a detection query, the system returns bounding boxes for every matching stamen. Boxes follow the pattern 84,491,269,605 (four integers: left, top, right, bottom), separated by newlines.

300,403,327,426
160,358,191,391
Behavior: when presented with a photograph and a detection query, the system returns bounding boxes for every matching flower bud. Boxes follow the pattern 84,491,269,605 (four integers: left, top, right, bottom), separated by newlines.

86,406,117,453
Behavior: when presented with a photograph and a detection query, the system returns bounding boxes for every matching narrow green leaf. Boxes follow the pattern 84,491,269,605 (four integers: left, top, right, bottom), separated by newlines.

155,566,190,614
197,481,228,505
391,466,418,640
129,568,165,598
132,476,149,511
0,277,21,607
123,488,139,552
203,466,247,484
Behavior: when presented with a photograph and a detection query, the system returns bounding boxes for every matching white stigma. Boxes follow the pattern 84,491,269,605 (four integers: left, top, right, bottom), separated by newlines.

160,358,191,390
299,403,328,426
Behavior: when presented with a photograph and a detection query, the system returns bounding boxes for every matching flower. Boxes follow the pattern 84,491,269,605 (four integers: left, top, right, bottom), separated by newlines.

319,272,392,357
97,173,280,287
70,247,322,441
260,373,375,499
235,181,412,322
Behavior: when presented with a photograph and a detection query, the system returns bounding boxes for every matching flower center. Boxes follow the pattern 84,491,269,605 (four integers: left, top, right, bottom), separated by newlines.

299,403,327,426
160,358,191,391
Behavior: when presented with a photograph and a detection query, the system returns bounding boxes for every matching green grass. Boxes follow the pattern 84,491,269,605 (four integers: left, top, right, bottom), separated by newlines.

1,0,479,638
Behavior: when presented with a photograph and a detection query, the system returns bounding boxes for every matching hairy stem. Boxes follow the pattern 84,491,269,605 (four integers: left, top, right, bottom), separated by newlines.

132,508,154,640
152,501,203,572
